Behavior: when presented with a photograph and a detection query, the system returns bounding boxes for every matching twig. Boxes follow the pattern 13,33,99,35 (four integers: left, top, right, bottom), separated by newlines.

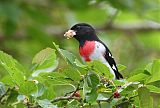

71,83,81,96
51,83,82,103
99,21,160,32
64,87,82,96
51,96,81,103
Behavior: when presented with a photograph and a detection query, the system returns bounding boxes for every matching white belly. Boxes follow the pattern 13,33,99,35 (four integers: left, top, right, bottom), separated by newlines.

89,41,116,79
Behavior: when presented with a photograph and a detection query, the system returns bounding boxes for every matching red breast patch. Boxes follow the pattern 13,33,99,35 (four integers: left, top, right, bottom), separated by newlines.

79,41,95,62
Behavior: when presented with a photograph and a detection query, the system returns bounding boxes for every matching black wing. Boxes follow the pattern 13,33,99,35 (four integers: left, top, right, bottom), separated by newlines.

100,41,123,79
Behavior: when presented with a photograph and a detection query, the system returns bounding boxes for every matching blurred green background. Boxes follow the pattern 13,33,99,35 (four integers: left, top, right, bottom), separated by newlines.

0,0,160,79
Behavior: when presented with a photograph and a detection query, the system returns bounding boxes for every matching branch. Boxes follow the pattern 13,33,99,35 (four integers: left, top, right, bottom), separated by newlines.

98,21,160,32
0,21,159,42
51,84,82,103
51,96,81,103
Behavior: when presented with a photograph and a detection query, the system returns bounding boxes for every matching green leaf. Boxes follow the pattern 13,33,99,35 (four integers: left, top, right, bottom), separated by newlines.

89,60,113,79
52,42,59,50
41,72,72,85
53,42,84,70
83,86,92,95
53,42,79,66
86,72,100,88
1,75,14,86
111,96,128,107
32,48,58,77
39,86,56,100
6,89,18,104
17,95,25,102
74,59,86,67
147,60,160,83
67,100,79,108
32,48,55,64
52,85,75,97
63,67,81,81
0,82,6,96
97,84,112,93
85,89,98,103
16,103,26,108
120,85,136,95
37,99,57,108
120,81,139,96
127,73,149,82
129,69,144,77
32,83,45,98
48,77,70,85
83,72,100,103
113,80,125,86
59,49,77,65
97,93,112,101
35,72,74,88
19,81,37,95
138,87,153,108
0,51,26,86
146,85,160,94
145,63,152,74
148,81,160,88
117,64,126,71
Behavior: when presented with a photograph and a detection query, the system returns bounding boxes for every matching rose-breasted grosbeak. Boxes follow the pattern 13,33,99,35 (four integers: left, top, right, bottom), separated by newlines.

64,23,123,79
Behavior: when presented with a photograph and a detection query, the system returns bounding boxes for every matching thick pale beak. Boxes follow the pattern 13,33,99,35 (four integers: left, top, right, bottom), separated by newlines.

64,30,76,39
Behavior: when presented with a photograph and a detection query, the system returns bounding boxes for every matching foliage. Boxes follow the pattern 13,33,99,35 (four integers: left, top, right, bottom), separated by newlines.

0,0,160,108
0,42,160,108
0,0,160,77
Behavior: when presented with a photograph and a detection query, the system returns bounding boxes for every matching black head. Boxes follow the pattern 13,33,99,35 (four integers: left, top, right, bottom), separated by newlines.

70,23,98,42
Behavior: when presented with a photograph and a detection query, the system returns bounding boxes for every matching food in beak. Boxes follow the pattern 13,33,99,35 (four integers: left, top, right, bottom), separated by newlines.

64,30,76,39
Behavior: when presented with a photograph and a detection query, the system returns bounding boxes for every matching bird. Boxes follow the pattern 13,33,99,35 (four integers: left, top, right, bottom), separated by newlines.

64,23,123,80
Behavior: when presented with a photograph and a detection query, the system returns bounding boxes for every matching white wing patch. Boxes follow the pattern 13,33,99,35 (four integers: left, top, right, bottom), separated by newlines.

89,41,116,79
112,65,117,71
109,52,113,58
